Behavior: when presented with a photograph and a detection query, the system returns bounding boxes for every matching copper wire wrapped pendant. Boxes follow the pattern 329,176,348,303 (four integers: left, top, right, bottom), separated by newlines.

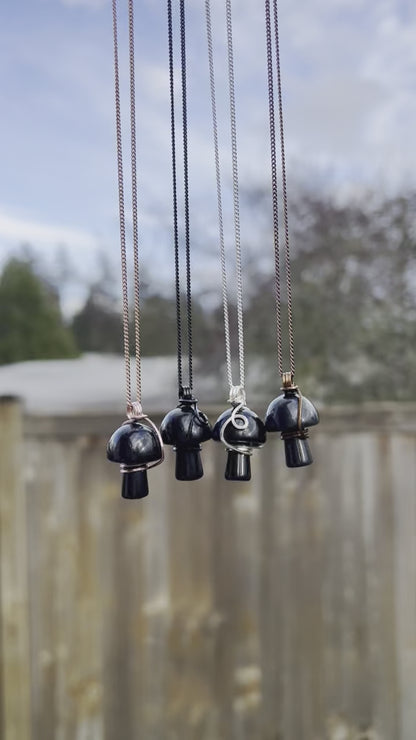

265,385,319,468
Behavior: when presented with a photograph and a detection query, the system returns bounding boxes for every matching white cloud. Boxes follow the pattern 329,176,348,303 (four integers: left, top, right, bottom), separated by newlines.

1,0,415,296
59,0,107,9
0,209,98,251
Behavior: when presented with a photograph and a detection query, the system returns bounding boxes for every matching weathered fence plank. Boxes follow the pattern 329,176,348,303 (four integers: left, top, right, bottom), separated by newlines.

392,433,416,740
0,403,415,739
0,398,31,740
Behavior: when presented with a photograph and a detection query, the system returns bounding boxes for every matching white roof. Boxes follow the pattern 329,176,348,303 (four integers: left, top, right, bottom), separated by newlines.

0,354,220,415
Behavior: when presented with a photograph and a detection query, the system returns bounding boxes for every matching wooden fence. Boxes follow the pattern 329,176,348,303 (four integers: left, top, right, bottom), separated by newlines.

0,396,415,740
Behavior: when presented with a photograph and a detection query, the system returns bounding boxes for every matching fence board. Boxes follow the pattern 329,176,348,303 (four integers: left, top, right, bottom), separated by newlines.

0,400,415,739
0,398,31,740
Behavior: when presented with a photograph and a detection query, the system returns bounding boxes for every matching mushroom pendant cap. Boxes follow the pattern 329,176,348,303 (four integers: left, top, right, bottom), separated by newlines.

265,390,319,433
265,388,319,468
160,397,212,481
212,405,266,447
107,416,164,499
160,398,212,448
107,419,163,467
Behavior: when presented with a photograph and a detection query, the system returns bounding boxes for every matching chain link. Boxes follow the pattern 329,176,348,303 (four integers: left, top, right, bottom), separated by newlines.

205,0,246,399
225,0,245,391
167,0,183,394
112,0,132,409
167,0,193,398
265,0,296,379
128,0,142,403
265,0,283,377
179,0,193,395
272,0,295,377
204,0,233,391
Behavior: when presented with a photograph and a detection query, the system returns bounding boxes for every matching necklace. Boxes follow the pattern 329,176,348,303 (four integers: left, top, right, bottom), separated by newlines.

159,0,212,481
263,0,319,466
205,0,266,482
106,0,164,499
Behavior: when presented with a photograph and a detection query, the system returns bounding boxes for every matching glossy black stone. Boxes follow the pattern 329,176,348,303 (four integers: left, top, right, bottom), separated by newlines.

122,470,149,499
225,450,251,481
264,390,319,433
175,448,203,481
160,398,212,481
107,419,163,498
265,389,319,468
284,437,313,468
212,406,266,446
107,420,162,467
212,405,266,482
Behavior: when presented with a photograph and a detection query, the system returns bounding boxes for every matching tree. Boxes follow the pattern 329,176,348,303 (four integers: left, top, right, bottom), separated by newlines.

72,287,123,354
243,190,416,402
71,271,214,358
0,258,78,365
140,292,212,357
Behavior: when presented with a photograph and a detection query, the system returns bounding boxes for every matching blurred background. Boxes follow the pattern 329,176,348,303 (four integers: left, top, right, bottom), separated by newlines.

0,0,415,738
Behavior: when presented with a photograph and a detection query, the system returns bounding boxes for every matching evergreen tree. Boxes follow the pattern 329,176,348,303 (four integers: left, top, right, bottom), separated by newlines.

243,191,416,402
0,258,78,365
72,287,123,354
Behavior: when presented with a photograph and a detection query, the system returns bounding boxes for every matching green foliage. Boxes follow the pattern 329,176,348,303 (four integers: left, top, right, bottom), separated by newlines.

141,293,212,357
0,258,78,365
72,287,213,357
139,294,178,355
2,189,416,403
243,191,416,402
72,288,123,354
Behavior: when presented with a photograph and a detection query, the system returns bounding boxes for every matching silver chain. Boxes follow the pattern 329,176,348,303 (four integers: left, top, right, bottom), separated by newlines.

112,0,142,412
225,0,245,393
204,0,233,391
205,0,246,402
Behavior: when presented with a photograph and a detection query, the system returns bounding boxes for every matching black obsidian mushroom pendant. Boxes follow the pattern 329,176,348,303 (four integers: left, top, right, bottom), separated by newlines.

212,402,266,482
265,374,319,468
107,410,164,499
160,391,212,481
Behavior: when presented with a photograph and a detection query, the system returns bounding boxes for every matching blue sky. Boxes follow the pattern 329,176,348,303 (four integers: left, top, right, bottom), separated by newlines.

0,0,415,310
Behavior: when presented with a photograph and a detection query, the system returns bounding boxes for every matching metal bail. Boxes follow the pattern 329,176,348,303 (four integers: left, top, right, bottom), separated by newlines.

179,386,193,401
127,401,144,420
282,371,294,389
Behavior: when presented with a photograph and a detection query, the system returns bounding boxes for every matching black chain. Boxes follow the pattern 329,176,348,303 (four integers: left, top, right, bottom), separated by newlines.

167,0,183,394
167,0,193,398
180,0,193,396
